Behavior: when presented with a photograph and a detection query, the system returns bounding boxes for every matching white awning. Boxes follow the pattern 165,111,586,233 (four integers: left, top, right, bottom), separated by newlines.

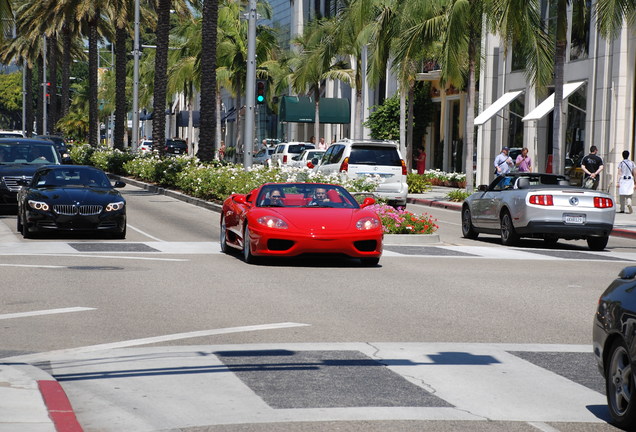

522,81,586,122
474,90,524,126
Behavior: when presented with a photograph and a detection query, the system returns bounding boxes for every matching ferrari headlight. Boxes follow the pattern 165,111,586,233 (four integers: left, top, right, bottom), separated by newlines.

105,201,125,212
257,216,288,229
356,217,380,230
28,200,49,211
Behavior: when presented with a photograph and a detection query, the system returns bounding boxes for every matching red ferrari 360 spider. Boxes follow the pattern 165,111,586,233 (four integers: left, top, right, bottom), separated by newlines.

220,183,383,265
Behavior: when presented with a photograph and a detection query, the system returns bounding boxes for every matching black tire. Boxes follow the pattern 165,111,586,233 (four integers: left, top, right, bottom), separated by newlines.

543,236,559,247
606,339,636,429
21,216,33,239
112,226,126,240
588,236,609,251
500,211,519,246
220,216,228,253
16,213,22,233
361,257,380,267
243,225,255,264
461,206,478,239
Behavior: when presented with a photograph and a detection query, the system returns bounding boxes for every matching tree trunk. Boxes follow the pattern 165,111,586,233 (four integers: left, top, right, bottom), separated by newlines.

552,0,568,176
36,59,43,135
406,80,415,172
25,65,33,137
48,36,58,133
197,0,218,162
215,85,222,159
152,0,171,153
314,83,320,145
464,38,477,192
60,25,71,118
114,25,127,150
88,17,99,147
399,89,406,158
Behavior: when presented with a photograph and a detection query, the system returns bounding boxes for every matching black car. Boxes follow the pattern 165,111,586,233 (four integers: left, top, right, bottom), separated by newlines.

17,165,127,238
593,266,636,428
0,138,61,211
163,138,188,155
36,135,72,162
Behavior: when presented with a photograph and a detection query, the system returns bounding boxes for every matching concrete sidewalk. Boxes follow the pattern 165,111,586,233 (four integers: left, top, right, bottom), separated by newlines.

408,185,636,240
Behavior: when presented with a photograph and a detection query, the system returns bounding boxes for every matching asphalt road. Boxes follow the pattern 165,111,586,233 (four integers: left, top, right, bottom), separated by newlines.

0,183,632,431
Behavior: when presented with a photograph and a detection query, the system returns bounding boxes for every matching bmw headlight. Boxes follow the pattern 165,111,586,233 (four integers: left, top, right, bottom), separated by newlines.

28,200,49,211
105,201,125,212
356,217,380,230
257,216,288,229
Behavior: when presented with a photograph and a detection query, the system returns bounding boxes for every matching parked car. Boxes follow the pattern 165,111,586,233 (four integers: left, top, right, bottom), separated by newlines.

253,146,275,166
17,165,126,239
313,139,408,206
0,138,61,212
270,142,316,167
288,149,325,168
461,172,615,250
593,266,636,429
220,182,383,265
0,130,25,138
138,140,153,153
162,138,188,155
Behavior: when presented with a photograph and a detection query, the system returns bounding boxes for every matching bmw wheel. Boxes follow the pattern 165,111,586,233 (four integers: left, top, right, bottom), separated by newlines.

220,216,228,253
587,236,609,251
500,211,519,246
16,212,22,233
21,215,32,239
242,225,255,264
606,339,636,429
461,206,478,239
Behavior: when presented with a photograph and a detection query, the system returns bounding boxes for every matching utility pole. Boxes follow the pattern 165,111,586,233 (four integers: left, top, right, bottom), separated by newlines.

243,0,257,168
132,0,141,151
42,36,47,135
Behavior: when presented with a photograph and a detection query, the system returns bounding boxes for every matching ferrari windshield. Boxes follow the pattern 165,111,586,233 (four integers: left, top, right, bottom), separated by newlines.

256,183,360,208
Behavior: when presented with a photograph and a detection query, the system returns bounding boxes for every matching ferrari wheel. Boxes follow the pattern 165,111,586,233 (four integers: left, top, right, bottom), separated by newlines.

500,211,519,246
606,339,636,429
243,225,256,264
220,216,228,253
360,257,380,267
461,206,478,239
588,236,609,251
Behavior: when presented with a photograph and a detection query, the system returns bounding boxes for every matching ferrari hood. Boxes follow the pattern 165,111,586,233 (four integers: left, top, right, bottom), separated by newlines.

271,208,358,231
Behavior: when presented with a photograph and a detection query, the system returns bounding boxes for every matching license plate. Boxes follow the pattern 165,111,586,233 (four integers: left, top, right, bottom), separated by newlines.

564,214,585,224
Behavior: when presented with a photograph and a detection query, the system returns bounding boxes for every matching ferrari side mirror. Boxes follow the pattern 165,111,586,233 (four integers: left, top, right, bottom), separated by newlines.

360,197,376,208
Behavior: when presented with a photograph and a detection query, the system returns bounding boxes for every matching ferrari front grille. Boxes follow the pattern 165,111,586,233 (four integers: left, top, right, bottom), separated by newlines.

53,204,103,216
354,240,377,252
268,239,294,251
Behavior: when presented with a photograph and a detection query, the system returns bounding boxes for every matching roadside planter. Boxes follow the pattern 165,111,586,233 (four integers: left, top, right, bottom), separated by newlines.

369,204,440,245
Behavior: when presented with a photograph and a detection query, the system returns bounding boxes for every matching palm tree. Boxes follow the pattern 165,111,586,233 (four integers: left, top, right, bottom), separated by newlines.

151,0,171,152
197,0,219,161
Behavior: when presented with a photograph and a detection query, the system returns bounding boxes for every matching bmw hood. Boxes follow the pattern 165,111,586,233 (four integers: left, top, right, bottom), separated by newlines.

28,187,123,205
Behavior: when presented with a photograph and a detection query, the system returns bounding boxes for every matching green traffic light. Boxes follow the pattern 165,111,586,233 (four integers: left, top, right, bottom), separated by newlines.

256,95,265,103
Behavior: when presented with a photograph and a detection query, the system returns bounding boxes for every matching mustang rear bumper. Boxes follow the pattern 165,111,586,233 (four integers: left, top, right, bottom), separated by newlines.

516,221,613,238
249,226,383,258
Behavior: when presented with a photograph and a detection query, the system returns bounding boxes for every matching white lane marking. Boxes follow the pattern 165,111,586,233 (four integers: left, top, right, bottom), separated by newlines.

527,422,562,432
10,322,311,362
0,307,96,320
0,263,66,269
127,224,165,242
0,253,188,262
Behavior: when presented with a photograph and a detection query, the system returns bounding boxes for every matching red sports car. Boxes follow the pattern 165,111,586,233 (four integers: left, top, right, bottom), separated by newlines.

220,183,383,265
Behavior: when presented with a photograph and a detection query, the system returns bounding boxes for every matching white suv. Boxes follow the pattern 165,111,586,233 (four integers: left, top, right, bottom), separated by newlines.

314,139,408,206
270,142,316,167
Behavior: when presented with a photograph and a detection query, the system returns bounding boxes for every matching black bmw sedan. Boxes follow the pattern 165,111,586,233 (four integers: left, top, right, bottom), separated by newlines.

17,165,126,238
593,266,636,429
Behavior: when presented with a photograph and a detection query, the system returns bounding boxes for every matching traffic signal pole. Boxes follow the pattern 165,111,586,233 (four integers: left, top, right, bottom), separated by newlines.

243,0,257,169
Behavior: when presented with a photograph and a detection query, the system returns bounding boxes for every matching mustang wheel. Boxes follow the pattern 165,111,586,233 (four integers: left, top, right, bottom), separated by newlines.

243,225,255,264
587,236,609,251
500,211,519,246
220,216,228,253
606,339,636,429
461,206,478,239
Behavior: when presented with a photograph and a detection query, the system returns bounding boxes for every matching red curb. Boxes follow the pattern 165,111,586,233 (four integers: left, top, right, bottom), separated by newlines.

612,228,636,240
38,380,83,432
407,197,463,211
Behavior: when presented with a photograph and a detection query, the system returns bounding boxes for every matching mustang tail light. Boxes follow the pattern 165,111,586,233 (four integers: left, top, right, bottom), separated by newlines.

257,216,288,229
401,159,407,175
594,197,613,208
529,195,553,206
339,157,349,172
283,155,288,163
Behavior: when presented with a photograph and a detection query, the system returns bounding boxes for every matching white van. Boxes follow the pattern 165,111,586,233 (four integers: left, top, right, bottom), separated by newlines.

314,139,408,206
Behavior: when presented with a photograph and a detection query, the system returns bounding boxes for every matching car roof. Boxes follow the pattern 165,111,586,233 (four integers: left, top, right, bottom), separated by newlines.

0,138,56,145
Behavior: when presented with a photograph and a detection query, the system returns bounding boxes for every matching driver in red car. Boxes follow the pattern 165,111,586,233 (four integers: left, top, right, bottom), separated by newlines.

309,187,331,206
267,189,284,206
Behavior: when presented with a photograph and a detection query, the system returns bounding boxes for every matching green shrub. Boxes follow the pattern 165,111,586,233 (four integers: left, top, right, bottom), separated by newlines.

68,144,95,165
407,173,432,193
446,189,472,202
89,147,135,174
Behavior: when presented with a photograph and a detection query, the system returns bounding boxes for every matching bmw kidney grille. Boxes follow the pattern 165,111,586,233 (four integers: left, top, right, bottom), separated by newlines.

53,204,102,216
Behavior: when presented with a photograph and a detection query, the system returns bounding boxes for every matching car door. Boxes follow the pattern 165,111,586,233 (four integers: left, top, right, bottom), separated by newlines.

317,145,341,174
479,176,514,228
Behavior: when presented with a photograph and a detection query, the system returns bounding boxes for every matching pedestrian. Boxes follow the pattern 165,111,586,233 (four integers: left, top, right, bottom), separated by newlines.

515,147,533,172
416,147,426,174
617,150,636,213
493,146,513,176
218,141,226,160
581,145,604,189
318,137,327,150
309,136,315,145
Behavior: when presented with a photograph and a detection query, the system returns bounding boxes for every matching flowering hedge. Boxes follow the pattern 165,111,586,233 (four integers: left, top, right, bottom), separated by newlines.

368,204,438,234
421,169,466,188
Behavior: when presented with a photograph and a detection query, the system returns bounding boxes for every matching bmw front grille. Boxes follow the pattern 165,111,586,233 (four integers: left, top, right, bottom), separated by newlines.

53,205,103,215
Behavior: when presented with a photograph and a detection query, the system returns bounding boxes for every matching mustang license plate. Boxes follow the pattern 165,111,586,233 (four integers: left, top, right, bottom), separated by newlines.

563,213,585,224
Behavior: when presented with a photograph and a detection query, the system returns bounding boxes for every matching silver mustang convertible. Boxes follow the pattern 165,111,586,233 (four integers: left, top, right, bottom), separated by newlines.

461,173,615,250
